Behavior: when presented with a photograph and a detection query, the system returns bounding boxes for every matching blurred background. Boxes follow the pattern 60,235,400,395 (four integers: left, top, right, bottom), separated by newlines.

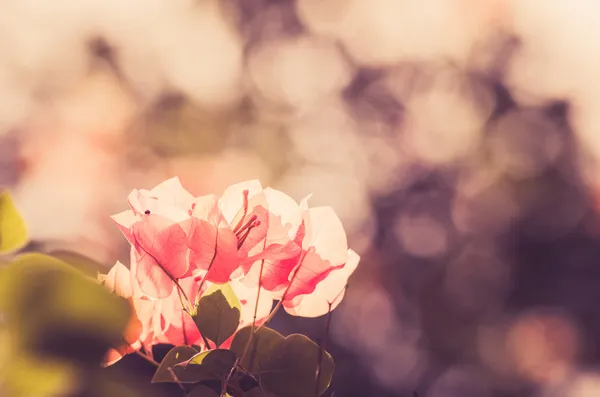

3,0,600,396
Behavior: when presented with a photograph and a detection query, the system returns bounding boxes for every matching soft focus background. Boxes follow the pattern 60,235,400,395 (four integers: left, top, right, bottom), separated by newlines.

3,0,600,396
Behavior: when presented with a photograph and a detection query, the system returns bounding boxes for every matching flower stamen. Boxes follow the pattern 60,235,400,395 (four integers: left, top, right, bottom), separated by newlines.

232,189,250,233
236,219,261,249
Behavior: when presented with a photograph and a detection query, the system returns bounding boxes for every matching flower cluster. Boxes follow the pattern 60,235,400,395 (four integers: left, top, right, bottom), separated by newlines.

100,178,359,366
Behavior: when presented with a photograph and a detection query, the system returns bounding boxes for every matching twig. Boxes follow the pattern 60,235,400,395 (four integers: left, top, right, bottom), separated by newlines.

168,366,186,393
221,358,240,397
315,301,334,397
134,349,160,367
201,333,211,351
240,259,266,364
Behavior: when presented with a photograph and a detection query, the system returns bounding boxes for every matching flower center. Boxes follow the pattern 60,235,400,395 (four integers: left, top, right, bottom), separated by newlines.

236,215,261,249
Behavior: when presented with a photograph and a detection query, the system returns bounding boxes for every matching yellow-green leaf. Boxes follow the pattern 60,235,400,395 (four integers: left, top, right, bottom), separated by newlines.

47,250,107,276
1,253,131,364
194,283,241,348
0,191,28,254
0,354,76,397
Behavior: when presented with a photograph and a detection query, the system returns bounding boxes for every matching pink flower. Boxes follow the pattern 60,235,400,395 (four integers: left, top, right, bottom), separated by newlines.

240,199,353,305
282,206,351,302
111,177,198,299
185,194,239,284
105,176,360,361
217,181,304,276
283,249,360,318
98,261,144,366
152,277,204,347
218,180,271,270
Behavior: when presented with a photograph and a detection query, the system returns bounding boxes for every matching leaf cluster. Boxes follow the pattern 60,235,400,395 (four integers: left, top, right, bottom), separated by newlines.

153,284,335,397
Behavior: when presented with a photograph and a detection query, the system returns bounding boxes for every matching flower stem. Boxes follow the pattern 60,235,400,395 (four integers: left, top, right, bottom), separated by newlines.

134,349,160,367
253,248,311,334
240,259,265,364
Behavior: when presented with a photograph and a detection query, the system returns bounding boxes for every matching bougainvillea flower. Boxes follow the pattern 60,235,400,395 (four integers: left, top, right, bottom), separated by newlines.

99,263,204,361
105,177,360,362
153,276,204,347
231,186,310,288
230,279,274,327
283,249,360,318
99,263,274,364
218,180,270,268
241,204,349,305
244,188,308,265
99,261,144,366
283,206,349,302
112,177,205,298
186,194,239,284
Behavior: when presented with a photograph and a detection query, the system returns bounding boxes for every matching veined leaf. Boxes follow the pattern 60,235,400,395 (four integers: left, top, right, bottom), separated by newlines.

194,283,241,347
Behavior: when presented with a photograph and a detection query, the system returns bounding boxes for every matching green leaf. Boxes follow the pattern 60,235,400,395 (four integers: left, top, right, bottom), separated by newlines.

188,384,220,397
260,334,335,397
1,253,131,364
157,349,237,384
47,250,107,276
0,253,78,313
230,326,285,373
0,191,27,254
1,354,75,397
180,349,237,382
194,283,241,347
151,346,199,383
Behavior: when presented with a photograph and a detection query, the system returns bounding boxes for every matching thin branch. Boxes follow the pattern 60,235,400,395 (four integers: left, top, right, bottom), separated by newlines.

134,349,160,367
240,259,266,364
167,366,186,393
315,302,334,397
201,333,211,351
221,358,240,397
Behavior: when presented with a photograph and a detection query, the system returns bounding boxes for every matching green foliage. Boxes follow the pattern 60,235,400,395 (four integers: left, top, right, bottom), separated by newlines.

0,354,76,397
1,253,131,365
260,334,335,397
231,326,335,397
194,283,241,348
152,346,200,383
152,326,335,396
230,326,285,373
184,349,237,382
0,252,135,397
0,190,28,254
47,249,107,276
153,347,237,385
